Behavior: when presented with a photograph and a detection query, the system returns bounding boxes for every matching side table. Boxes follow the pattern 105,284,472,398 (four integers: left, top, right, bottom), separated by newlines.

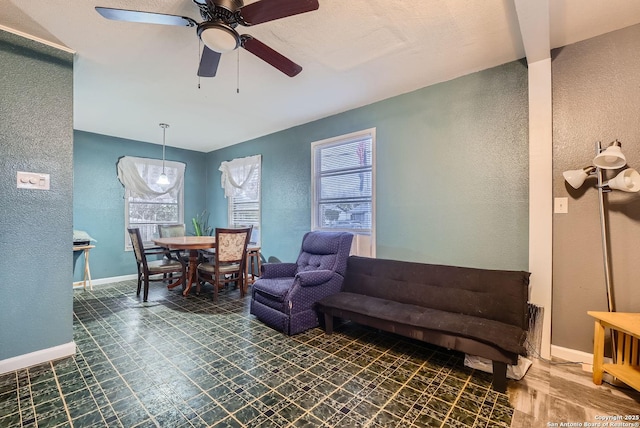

244,246,261,291
73,244,95,290
588,311,640,392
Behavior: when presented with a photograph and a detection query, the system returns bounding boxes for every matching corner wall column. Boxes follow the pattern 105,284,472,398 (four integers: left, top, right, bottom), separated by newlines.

528,58,553,359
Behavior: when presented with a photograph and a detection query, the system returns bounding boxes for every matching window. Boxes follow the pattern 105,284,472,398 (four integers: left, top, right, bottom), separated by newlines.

311,129,375,241
219,155,261,245
117,156,185,250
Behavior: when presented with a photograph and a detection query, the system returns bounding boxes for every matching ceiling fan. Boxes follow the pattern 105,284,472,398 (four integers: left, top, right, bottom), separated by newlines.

95,0,319,77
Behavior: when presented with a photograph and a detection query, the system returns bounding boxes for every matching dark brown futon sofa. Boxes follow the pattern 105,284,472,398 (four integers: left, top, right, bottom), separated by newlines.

315,256,531,392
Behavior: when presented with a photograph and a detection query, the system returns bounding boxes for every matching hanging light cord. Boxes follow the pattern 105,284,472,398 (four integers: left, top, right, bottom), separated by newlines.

160,123,169,172
198,40,202,89
156,123,170,185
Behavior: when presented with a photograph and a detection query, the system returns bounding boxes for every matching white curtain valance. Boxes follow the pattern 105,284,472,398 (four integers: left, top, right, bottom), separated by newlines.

219,154,261,199
117,156,185,198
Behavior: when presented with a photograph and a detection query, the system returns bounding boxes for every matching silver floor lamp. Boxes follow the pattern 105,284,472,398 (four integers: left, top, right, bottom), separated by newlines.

563,140,640,313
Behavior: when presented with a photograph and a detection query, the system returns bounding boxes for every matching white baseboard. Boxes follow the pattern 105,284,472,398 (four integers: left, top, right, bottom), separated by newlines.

550,345,594,364
72,274,137,289
0,342,76,374
550,344,617,375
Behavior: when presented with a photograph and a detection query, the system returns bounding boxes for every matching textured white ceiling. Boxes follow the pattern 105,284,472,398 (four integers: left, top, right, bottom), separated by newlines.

2,0,640,152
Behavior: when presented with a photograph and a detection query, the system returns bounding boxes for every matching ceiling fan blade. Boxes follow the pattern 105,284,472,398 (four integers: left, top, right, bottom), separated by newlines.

95,7,197,27
198,46,222,77
239,0,319,26
242,36,302,77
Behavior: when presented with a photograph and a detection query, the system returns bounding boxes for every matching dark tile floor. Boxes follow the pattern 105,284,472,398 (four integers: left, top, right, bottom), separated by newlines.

0,281,514,427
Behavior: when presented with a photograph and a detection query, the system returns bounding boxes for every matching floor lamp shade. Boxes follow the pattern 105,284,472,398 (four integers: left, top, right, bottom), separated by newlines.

605,168,640,192
593,144,626,169
563,167,595,189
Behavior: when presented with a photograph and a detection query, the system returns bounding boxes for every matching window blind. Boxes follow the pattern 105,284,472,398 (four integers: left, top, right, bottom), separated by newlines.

313,134,373,231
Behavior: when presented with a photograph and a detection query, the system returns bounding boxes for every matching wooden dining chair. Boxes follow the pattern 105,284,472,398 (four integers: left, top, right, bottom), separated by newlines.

157,223,190,262
157,223,186,238
196,227,252,301
127,228,186,302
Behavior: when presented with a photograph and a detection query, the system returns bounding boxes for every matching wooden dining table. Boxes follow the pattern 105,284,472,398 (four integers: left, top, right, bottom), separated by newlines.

152,235,262,297
152,236,216,297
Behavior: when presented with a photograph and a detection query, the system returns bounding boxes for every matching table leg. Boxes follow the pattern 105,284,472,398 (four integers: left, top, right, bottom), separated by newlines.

84,248,93,290
593,319,605,385
244,251,250,290
244,248,261,293
182,249,199,297
244,250,253,295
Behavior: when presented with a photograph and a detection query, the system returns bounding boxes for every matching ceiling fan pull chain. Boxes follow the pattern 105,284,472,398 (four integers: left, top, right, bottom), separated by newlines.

236,48,240,94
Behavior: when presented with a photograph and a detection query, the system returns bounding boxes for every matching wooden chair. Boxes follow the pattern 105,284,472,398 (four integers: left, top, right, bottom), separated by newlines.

127,228,186,302
196,227,251,301
157,223,186,238
158,223,190,262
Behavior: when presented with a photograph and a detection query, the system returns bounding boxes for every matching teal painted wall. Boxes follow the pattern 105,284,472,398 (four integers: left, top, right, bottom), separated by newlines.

207,60,529,269
206,128,314,263
73,131,208,280
0,30,527,364
0,31,74,359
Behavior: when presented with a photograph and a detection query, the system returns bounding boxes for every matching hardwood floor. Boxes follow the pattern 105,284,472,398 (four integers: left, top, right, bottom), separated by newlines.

509,359,640,427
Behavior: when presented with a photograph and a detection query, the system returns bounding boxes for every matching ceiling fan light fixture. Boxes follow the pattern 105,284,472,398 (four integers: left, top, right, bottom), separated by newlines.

96,0,321,78
198,22,239,53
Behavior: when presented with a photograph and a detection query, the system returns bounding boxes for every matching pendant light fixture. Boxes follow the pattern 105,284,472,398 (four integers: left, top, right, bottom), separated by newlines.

157,123,170,185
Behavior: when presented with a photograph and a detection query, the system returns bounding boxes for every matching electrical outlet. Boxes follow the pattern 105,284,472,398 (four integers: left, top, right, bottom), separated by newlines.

554,197,568,214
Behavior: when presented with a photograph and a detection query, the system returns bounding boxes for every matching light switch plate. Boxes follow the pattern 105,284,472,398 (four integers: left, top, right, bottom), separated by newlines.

554,197,568,214
17,171,50,190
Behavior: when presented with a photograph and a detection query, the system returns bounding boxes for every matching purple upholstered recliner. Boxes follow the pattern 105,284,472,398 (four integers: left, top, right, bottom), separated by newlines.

250,231,353,335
